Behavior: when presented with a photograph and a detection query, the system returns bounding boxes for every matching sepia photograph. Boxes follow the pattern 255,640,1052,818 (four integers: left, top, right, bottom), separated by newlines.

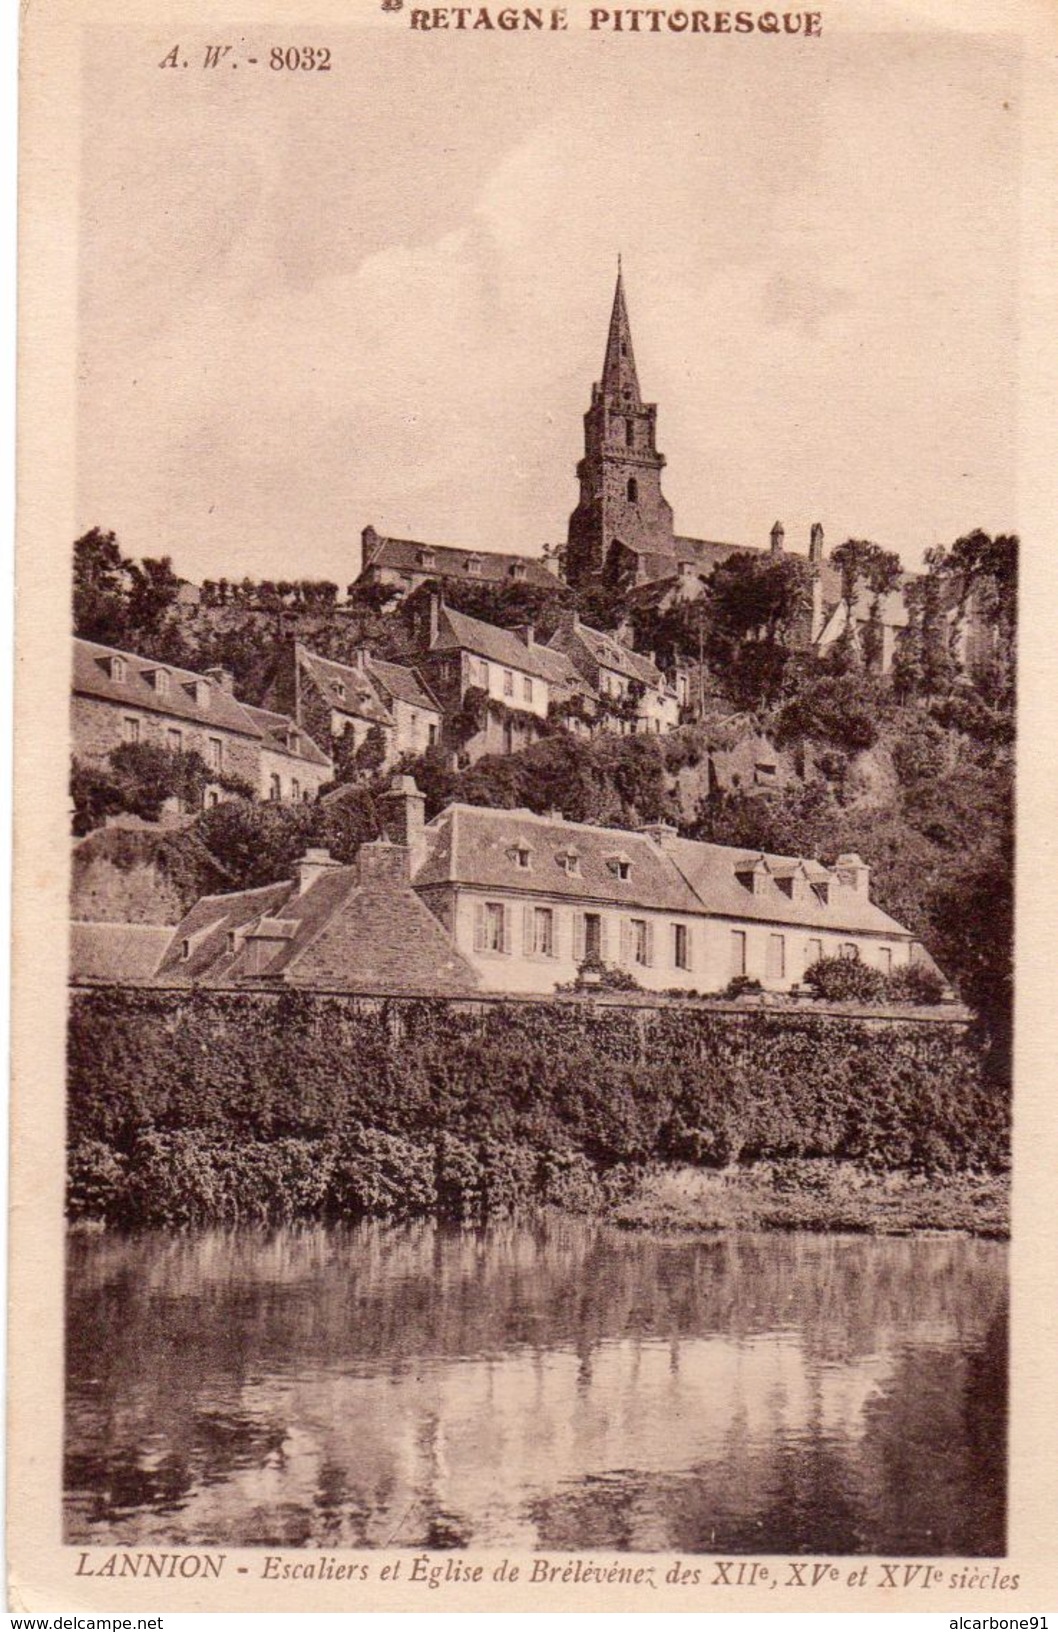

12,0,1056,1611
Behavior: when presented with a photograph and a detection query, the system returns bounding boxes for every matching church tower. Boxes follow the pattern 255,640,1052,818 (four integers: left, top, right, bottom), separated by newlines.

564,265,675,587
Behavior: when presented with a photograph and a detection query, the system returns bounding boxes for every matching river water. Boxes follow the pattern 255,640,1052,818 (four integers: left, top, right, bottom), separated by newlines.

65,1221,1006,1555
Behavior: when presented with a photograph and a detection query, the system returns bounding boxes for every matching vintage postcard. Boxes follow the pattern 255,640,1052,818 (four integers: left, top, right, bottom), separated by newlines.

10,0,1058,1612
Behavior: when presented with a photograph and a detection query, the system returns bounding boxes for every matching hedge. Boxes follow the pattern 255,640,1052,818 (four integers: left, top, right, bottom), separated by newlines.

66,988,1008,1224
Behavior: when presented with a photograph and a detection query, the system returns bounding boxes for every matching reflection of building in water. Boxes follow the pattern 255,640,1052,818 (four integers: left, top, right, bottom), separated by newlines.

66,1225,1007,1554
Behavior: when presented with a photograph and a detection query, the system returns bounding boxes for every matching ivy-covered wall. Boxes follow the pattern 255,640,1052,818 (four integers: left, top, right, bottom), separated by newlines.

68,987,1005,1186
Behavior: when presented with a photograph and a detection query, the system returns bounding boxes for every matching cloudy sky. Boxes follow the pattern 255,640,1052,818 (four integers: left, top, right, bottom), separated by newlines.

77,23,1019,585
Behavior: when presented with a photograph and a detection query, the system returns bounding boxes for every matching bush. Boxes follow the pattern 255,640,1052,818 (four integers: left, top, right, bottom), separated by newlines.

776,674,885,753
886,963,946,1005
803,956,888,1004
66,988,1007,1226
724,976,763,1000
557,958,641,994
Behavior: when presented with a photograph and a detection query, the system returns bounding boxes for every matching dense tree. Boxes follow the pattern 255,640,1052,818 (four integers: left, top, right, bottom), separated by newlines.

700,553,812,707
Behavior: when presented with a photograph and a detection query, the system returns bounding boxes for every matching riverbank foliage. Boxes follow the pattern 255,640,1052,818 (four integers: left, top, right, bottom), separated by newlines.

68,989,1007,1226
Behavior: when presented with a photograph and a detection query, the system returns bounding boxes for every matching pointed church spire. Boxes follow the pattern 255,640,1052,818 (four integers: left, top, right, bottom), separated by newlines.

601,261,642,408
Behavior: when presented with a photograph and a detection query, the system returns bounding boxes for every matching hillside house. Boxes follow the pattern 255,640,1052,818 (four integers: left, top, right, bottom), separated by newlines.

263,641,442,767
547,613,679,736
359,526,556,601
71,638,332,805
407,598,560,763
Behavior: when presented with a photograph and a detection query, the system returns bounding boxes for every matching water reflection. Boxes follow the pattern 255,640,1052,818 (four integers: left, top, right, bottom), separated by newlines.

65,1222,1006,1554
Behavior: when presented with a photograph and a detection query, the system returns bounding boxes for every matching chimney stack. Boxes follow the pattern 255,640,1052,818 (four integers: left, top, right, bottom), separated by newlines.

428,592,441,649
809,522,825,566
203,666,235,694
515,624,535,648
770,520,785,557
381,773,426,865
834,852,870,896
296,847,341,895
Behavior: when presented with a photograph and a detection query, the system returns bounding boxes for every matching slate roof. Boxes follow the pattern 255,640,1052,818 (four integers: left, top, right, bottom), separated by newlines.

73,639,263,738
296,644,393,726
413,805,703,914
552,620,667,690
363,532,556,589
365,657,442,714
157,859,480,994
432,606,560,683
69,921,175,983
413,806,914,940
240,704,333,768
155,880,293,981
663,837,912,937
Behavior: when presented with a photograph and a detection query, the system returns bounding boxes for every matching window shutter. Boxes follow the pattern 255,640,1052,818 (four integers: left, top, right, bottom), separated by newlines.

620,918,631,965
573,912,585,963
645,920,655,967
473,902,486,953
598,915,608,965
523,904,533,956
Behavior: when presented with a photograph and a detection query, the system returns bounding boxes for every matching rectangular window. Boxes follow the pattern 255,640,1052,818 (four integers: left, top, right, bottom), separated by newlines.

503,669,514,697
766,934,785,980
631,918,649,966
428,722,438,747
291,778,300,802
806,938,823,969
484,902,505,953
523,676,533,704
585,913,602,962
166,727,183,752
409,711,418,744
878,945,892,975
532,907,555,957
122,716,140,745
207,736,223,771
269,773,282,801
673,923,690,970
841,942,858,961
730,930,747,977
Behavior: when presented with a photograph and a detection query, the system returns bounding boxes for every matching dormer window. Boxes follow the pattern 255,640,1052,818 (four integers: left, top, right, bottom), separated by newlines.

226,930,238,955
418,549,436,570
180,938,191,961
510,562,526,581
509,844,533,871
108,655,127,683
333,680,346,701
607,853,632,881
149,668,170,697
812,882,830,907
735,857,769,896
287,730,299,753
557,848,581,878
194,679,211,708
467,554,482,577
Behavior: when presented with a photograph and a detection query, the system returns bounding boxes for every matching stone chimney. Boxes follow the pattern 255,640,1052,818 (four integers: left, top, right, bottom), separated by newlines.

770,520,785,556
381,773,426,865
644,821,677,847
809,522,825,566
204,666,235,694
834,852,870,896
515,624,535,648
296,847,342,895
357,839,411,890
351,649,369,672
428,592,441,648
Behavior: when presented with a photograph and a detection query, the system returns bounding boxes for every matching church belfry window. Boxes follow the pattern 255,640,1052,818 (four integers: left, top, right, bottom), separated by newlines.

627,477,638,503
625,419,634,448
